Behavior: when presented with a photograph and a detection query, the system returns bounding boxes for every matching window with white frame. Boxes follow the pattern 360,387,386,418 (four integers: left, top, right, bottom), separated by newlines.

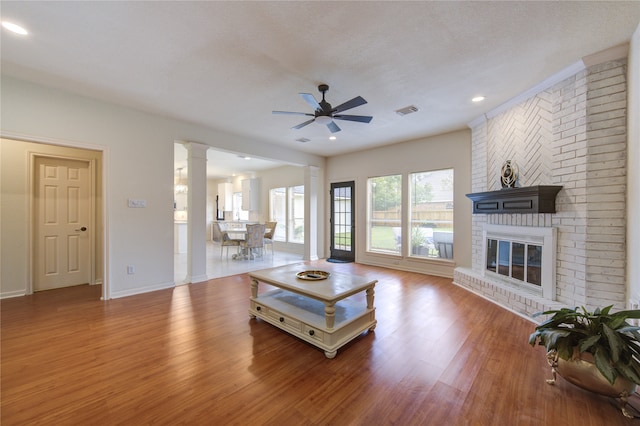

409,169,454,259
366,170,454,260
289,185,304,243
367,175,402,254
269,185,304,243
269,187,286,241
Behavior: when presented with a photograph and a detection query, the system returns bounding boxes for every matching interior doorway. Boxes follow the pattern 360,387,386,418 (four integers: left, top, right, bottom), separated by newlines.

33,156,94,291
9,138,106,299
329,181,355,263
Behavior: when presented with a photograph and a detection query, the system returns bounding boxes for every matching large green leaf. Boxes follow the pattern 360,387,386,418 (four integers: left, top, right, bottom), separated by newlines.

611,309,640,319
555,338,575,360
594,347,617,385
602,323,626,363
539,329,571,349
577,335,600,353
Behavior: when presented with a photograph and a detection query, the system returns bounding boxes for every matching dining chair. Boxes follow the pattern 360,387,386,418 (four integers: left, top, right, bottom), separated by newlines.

218,224,240,259
240,223,265,260
263,221,277,256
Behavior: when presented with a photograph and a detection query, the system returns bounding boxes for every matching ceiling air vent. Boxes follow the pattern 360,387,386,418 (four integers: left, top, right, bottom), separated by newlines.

395,105,419,116
295,137,311,143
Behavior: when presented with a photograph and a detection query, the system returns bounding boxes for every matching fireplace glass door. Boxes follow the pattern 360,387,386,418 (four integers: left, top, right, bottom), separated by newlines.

486,239,497,272
486,238,542,287
527,245,542,286
512,243,525,281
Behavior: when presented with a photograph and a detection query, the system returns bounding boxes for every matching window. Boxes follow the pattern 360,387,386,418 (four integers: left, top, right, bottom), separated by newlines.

409,169,454,259
367,175,402,254
289,185,304,244
232,192,248,221
366,169,454,259
269,188,286,241
269,185,304,243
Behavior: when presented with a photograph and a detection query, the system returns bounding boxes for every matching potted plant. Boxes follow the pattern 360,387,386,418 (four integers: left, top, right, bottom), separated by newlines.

410,227,426,255
529,305,640,417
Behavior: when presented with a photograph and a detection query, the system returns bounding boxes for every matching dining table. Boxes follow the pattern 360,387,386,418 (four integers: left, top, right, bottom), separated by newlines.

224,225,271,260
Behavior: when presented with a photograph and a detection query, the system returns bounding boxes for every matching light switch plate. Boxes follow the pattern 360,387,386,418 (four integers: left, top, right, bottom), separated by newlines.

128,198,147,208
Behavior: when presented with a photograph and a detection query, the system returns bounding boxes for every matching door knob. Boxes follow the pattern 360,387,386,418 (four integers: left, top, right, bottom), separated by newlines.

76,226,87,232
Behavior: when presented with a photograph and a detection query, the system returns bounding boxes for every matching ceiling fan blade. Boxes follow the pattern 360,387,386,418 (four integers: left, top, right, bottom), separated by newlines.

332,96,367,113
299,93,322,111
333,114,373,123
272,110,314,116
327,121,341,133
292,118,315,130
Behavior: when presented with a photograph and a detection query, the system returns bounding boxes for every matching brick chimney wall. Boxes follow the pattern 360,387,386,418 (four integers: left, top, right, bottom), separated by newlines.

454,58,627,318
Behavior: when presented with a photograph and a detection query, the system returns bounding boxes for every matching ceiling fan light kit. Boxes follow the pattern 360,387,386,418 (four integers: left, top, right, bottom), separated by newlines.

315,115,332,126
273,84,372,134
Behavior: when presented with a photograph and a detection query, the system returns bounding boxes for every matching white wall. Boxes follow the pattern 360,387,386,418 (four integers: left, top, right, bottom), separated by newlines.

1,77,324,299
628,24,640,305
326,130,472,278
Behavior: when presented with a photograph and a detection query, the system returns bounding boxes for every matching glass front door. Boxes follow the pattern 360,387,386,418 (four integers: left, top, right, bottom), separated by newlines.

329,181,355,262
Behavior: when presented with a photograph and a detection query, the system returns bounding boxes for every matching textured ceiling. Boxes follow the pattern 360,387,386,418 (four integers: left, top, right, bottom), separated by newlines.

2,1,639,168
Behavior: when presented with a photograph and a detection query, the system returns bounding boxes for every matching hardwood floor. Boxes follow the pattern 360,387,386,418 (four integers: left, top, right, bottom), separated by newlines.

2,261,638,425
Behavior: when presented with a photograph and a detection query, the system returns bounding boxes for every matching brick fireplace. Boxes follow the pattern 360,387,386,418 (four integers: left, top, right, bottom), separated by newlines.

454,55,628,320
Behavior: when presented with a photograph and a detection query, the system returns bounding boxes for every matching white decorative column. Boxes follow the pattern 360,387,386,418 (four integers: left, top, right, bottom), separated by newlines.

186,142,209,284
304,166,319,261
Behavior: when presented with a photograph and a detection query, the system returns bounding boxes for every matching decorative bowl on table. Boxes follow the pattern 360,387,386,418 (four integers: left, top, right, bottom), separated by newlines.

296,270,330,281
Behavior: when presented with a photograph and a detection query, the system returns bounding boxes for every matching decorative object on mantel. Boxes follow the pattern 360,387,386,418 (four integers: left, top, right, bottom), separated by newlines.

500,160,518,188
465,185,562,214
529,306,640,418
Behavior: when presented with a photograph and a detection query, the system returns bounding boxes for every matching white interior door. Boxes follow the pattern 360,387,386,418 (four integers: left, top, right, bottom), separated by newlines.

34,157,91,291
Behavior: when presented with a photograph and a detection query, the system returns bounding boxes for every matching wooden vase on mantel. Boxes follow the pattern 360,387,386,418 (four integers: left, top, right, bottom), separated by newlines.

546,350,637,418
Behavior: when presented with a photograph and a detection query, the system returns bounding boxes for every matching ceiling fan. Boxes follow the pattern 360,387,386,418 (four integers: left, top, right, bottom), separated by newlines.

273,84,372,133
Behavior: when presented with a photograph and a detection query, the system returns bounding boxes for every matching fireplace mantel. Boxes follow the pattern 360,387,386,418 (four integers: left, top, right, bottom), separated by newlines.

466,185,563,214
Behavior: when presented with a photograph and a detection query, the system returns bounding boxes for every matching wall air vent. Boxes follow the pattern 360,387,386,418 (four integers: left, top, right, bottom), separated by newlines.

295,137,311,143
395,105,419,116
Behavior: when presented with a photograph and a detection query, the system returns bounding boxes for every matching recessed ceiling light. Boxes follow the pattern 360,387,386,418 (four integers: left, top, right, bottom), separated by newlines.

2,21,28,35
472,96,485,103
329,136,336,140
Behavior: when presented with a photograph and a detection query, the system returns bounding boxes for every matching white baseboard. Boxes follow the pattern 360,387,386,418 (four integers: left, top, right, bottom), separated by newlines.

108,280,175,299
0,289,27,299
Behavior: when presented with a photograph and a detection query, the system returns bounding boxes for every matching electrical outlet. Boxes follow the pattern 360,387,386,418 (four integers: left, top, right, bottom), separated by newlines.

127,265,135,274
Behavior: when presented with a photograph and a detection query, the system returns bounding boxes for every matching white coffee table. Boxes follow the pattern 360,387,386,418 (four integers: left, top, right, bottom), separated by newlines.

248,264,377,358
